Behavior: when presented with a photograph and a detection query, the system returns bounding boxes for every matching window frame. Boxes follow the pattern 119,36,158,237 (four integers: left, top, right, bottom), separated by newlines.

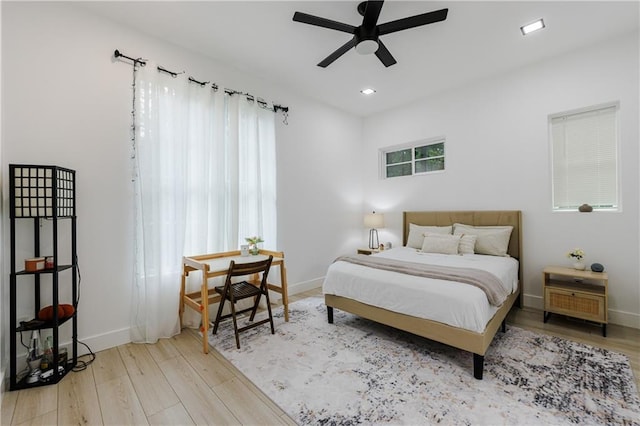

380,137,446,179
549,101,621,212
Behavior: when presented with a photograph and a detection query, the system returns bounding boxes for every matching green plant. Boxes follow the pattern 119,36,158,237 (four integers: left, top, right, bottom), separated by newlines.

567,248,585,261
245,236,264,245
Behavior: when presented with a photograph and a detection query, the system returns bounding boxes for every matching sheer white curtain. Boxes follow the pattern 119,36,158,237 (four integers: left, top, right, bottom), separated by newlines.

131,63,277,342
227,95,277,247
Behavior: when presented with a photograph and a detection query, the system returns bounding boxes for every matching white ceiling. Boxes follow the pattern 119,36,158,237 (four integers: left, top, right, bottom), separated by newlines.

80,1,639,117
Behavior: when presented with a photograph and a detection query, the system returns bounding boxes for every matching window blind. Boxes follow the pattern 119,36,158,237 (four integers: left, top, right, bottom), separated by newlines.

551,104,619,210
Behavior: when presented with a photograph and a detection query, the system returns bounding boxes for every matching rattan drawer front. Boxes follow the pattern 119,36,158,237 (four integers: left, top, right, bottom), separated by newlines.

545,287,606,323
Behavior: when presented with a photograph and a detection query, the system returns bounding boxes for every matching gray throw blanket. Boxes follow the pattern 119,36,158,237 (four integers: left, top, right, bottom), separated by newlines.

335,255,509,306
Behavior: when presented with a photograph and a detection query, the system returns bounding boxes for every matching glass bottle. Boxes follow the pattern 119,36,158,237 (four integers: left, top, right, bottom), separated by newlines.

40,336,53,370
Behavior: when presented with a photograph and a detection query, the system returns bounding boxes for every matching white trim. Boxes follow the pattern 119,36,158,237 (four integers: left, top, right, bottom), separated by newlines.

75,327,131,356
548,101,619,121
288,277,323,295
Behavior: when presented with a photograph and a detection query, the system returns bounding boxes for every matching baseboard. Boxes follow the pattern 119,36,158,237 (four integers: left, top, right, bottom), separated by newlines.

608,310,640,329
288,277,323,295
522,293,544,311
522,293,639,330
76,327,131,356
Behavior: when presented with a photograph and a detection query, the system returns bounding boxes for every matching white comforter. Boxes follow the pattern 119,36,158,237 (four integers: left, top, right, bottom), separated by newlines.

322,247,519,333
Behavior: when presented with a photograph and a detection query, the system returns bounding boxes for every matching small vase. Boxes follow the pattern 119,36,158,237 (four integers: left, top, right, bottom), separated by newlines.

249,244,259,255
573,262,586,270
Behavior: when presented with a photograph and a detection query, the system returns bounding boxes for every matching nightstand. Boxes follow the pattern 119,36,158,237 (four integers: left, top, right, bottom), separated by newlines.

357,248,380,255
543,266,608,336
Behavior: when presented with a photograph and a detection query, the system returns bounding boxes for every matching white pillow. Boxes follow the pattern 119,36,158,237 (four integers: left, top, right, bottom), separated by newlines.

406,224,453,249
458,234,477,255
453,223,513,256
421,233,461,255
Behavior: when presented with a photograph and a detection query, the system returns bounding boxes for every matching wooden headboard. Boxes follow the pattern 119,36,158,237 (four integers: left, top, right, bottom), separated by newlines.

403,210,522,262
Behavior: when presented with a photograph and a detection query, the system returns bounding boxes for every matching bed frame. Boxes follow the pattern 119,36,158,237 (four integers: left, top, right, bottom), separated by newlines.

325,210,523,379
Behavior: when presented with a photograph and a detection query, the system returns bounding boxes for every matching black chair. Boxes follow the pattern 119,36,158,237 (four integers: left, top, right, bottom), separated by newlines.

211,255,274,349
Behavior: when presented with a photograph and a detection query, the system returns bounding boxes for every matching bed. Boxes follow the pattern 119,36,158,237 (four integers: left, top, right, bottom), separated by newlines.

323,210,522,379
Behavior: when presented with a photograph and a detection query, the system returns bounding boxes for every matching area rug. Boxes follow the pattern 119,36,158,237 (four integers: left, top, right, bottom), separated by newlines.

209,297,640,425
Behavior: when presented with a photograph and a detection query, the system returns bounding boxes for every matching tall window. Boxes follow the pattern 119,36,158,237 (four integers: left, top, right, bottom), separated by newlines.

550,103,619,211
382,138,445,178
131,63,277,342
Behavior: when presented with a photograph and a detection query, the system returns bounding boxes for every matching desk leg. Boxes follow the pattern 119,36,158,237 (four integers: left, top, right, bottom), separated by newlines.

201,275,209,354
179,270,186,329
280,263,289,322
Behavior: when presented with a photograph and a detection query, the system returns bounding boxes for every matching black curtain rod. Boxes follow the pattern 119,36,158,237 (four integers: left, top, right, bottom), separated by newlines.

114,48,288,114
188,76,209,87
114,49,146,67
157,65,181,78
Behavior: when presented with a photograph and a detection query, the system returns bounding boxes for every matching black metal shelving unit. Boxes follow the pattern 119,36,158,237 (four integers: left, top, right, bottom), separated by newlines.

9,164,78,390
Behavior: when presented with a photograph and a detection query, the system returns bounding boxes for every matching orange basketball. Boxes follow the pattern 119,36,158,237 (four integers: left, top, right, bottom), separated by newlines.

38,305,65,321
61,304,75,318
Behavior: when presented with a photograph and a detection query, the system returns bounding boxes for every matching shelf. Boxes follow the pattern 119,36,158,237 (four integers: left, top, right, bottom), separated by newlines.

16,314,75,332
14,265,73,276
543,265,608,280
9,164,78,391
13,362,76,390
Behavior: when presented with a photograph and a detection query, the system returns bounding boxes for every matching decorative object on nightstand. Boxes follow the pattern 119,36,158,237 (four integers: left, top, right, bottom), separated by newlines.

364,211,384,249
543,266,608,337
566,248,585,270
591,263,605,272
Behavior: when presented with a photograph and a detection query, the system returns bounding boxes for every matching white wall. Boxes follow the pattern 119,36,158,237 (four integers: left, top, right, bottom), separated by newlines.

1,0,363,378
362,32,640,328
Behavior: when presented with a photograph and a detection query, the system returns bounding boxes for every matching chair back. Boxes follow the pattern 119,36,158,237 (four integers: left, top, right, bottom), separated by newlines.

227,255,273,280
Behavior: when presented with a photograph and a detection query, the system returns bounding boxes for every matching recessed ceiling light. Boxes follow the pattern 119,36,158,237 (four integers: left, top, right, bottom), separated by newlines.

361,88,376,95
520,18,545,35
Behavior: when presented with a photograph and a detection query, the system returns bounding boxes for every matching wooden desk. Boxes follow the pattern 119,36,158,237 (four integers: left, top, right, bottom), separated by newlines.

180,249,289,353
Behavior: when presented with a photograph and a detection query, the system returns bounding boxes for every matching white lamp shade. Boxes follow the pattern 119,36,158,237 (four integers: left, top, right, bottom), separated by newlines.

364,212,384,228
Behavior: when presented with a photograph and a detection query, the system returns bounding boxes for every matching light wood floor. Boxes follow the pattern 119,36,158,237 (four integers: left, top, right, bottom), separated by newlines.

3,288,639,425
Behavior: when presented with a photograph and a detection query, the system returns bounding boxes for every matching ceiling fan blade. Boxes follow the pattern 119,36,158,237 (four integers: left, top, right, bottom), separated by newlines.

378,8,448,35
375,40,397,67
318,36,358,68
362,1,384,29
293,11,356,34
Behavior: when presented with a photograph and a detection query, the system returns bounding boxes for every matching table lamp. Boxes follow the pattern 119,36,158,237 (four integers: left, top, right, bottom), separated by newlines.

364,211,384,249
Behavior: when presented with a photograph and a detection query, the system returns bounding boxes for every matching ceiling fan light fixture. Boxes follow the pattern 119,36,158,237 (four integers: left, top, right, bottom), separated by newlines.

361,88,376,95
520,18,545,35
355,39,379,55
293,1,449,67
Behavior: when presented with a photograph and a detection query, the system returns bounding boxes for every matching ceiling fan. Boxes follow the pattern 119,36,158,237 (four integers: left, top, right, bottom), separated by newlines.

292,0,448,68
